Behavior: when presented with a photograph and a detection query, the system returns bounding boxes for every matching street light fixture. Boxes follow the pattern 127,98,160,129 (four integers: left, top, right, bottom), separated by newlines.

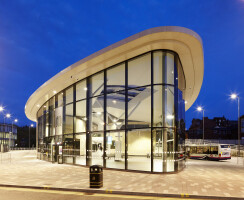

3,113,11,138
197,106,205,143
29,124,34,148
230,93,240,157
4,113,11,124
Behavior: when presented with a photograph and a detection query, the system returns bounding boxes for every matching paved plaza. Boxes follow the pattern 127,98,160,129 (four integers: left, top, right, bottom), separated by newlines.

0,150,244,199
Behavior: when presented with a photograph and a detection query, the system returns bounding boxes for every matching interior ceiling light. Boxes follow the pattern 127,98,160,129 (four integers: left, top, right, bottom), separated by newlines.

166,115,174,119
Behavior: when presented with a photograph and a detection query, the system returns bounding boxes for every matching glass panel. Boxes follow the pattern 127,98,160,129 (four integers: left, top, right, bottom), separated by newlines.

91,132,104,166
55,106,63,136
153,85,174,127
107,63,125,93
128,87,151,128
167,128,175,172
127,129,151,171
63,134,74,164
128,53,151,88
89,97,104,132
153,51,163,84
64,104,73,134
153,128,175,172
65,86,73,104
106,131,125,169
153,128,163,172
165,86,174,127
165,53,174,85
58,92,63,107
74,134,86,165
107,92,125,130
75,100,86,133
55,135,62,144
90,72,104,97
43,102,49,137
176,56,186,91
153,85,163,127
37,107,42,118
76,80,87,101
38,116,43,139
49,97,55,136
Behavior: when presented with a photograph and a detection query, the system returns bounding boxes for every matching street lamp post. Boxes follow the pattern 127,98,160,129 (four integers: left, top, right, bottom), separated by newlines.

4,114,11,150
230,93,240,157
29,124,34,148
10,119,18,149
197,106,205,143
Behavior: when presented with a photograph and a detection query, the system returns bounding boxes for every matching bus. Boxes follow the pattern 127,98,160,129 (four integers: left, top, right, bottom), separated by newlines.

186,144,231,161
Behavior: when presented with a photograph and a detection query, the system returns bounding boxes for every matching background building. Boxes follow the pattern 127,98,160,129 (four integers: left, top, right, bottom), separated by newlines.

25,27,204,173
187,116,238,140
0,123,17,152
16,126,36,148
240,115,244,140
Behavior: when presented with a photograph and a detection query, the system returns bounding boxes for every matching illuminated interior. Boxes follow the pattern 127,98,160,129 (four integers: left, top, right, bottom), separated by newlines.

37,50,186,172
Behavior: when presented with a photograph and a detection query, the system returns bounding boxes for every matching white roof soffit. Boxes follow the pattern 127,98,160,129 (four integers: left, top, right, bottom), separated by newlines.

25,26,204,121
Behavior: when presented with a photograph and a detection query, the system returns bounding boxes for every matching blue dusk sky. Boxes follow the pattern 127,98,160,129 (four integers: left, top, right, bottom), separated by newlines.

0,0,243,128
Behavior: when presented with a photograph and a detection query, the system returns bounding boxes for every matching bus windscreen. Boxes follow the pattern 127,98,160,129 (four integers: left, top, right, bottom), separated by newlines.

220,145,229,148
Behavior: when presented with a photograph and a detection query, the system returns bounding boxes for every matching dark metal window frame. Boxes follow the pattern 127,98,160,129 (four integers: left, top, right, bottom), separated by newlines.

37,49,186,173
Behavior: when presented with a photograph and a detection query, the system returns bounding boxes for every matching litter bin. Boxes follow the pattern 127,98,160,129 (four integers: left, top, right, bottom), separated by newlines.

90,165,103,188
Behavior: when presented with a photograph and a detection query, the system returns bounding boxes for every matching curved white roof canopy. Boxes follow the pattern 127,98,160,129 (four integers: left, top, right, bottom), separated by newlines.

25,26,204,122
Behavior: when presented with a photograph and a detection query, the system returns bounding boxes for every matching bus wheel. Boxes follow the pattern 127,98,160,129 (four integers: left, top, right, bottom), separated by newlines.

205,156,209,160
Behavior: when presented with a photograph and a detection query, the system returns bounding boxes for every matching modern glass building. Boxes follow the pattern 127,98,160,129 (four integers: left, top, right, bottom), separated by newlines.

25,27,204,173
0,123,17,152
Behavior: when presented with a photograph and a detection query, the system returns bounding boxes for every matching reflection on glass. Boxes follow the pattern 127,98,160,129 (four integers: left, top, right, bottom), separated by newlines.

165,53,174,85
166,128,175,172
107,63,125,93
43,102,49,137
106,131,125,169
91,132,104,166
153,128,175,172
65,86,73,104
107,92,125,130
165,86,174,127
63,134,73,164
128,53,151,87
128,87,151,128
89,97,104,131
76,80,87,101
58,93,63,107
153,51,163,84
128,129,151,171
76,100,86,133
74,134,86,165
91,72,104,97
49,97,55,136
153,128,163,172
153,85,174,127
36,50,184,173
64,104,73,134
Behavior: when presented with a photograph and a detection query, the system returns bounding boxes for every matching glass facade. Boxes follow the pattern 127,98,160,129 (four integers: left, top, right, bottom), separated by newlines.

0,124,17,148
37,50,186,172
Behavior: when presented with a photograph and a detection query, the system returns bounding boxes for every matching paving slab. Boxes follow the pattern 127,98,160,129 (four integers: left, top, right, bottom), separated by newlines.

0,150,244,199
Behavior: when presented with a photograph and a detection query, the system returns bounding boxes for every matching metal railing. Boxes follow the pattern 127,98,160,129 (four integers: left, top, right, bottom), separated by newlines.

10,147,36,151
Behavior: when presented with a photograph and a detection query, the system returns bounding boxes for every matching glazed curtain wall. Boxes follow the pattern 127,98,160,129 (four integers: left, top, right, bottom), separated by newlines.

0,124,17,146
37,50,186,173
